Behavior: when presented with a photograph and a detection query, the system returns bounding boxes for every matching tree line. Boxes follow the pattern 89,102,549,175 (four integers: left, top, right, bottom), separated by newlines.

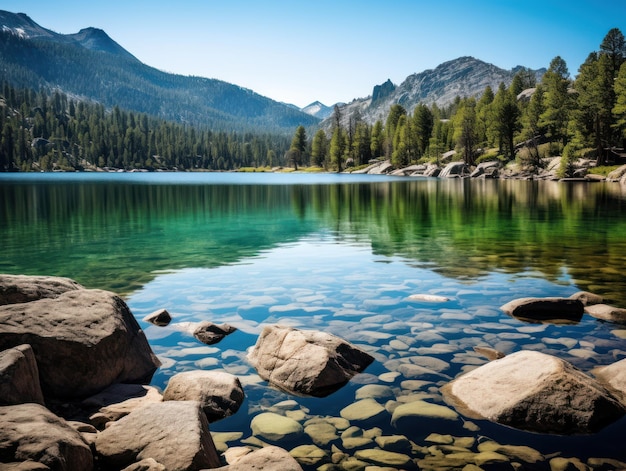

1,28,625,173
290,28,626,173
0,84,291,171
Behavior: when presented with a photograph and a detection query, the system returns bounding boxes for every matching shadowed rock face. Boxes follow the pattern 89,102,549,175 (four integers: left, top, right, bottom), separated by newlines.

247,325,374,397
0,288,161,399
442,350,626,434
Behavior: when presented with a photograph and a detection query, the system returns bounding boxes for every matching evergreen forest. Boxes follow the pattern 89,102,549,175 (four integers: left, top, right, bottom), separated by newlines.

1,28,625,173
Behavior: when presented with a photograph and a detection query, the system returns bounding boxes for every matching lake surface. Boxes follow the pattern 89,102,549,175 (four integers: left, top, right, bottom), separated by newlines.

3,172,626,469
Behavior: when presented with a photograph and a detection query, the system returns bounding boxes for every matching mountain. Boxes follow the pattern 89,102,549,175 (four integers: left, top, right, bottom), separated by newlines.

0,10,319,134
301,101,334,119
325,56,546,127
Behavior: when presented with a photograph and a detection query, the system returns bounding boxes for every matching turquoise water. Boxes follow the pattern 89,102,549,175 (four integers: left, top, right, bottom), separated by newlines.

2,172,626,468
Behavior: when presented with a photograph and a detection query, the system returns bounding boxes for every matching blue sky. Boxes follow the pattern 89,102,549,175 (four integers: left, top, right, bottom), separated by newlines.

3,0,625,108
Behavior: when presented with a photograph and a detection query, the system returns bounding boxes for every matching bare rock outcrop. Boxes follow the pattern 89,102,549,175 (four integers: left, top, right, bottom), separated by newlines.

442,350,625,434
163,370,244,422
0,288,161,399
94,401,220,471
0,403,94,471
247,325,374,397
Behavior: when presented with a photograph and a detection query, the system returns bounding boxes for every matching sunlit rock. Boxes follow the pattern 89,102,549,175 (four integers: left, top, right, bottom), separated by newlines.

593,358,626,406
442,350,625,434
0,403,93,470
0,288,161,399
500,297,584,323
83,383,163,428
95,401,220,470
247,325,374,397
0,274,84,305
570,290,604,306
585,304,626,324
163,370,244,422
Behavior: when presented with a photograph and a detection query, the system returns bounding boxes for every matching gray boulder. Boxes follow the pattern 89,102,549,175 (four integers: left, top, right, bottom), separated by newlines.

500,297,584,323
163,370,244,422
0,274,83,305
94,401,220,471
585,304,626,324
193,322,236,345
0,403,93,470
0,288,161,399
248,325,374,397
0,344,44,406
442,350,625,434
214,446,303,471
142,308,172,327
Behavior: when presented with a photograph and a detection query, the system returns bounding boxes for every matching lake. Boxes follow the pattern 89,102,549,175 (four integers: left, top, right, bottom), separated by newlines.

2,172,626,469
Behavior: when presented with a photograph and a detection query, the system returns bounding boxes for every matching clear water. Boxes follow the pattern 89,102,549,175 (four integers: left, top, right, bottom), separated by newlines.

3,172,626,467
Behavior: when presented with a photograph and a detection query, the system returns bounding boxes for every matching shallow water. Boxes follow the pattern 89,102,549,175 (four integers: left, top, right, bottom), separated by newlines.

3,172,626,468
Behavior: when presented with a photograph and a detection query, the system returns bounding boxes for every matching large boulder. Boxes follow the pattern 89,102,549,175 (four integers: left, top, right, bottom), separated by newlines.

0,288,161,399
0,274,83,305
0,403,93,470
94,401,220,471
0,344,44,406
442,350,625,434
247,325,374,397
500,297,584,323
163,370,244,422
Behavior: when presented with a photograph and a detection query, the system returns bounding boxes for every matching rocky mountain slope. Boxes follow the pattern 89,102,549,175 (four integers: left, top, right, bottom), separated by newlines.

324,56,545,127
0,10,320,134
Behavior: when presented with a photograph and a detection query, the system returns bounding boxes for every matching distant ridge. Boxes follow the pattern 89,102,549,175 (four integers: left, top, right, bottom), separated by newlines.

323,56,546,127
0,10,320,134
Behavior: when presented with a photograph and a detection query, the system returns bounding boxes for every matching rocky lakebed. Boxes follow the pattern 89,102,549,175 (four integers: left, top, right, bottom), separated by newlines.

3,274,626,470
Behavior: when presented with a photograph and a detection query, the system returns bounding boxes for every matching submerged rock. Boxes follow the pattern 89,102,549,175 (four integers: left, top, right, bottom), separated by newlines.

250,412,304,442
216,445,304,471
500,297,584,323
247,325,374,397
442,350,625,434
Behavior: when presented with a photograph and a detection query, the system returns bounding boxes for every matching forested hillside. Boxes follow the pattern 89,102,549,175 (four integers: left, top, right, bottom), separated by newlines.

0,12,320,135
0,83,290,171
301,28,626,174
